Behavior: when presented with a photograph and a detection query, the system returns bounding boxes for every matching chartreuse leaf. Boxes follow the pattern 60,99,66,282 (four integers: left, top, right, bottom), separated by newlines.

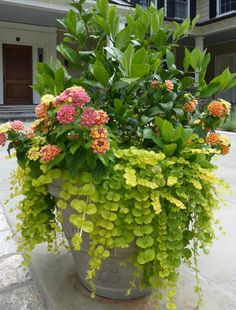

137,248,155,264
163,143,177,157
69,215,94,233
71,199,86,212
136,236,154,249
71,233,82,251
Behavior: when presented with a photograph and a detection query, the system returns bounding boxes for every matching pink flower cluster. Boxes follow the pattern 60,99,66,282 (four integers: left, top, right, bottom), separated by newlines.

0,133,7,146
54,86,90,107
81,108,109,128
57,105,77,124
11,120,24,131
40,145,62,163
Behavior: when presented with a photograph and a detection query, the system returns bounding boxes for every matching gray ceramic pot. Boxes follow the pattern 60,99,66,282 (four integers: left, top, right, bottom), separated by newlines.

48,181,151,300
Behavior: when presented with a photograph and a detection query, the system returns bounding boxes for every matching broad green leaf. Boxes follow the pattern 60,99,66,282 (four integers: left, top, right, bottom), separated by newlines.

163,143,177,157
172,126,184,141
132,47,148,64
166,49,175,70
97,0,108,19
114,98,123,111
161,120,175,143
122,44,134,76
93,60,110,86
131,63,150,78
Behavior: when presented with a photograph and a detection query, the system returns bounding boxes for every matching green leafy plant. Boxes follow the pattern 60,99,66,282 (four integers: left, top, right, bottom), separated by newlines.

0,1,234,309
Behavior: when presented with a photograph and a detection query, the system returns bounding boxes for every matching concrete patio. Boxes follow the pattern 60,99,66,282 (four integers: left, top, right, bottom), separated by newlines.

0,132,236,310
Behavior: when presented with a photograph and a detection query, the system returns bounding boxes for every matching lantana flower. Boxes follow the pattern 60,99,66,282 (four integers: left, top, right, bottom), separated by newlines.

40,94,55,106
35,104,48,119
91,138,110,154
57,105,77,124
40,145,62,163
55,86,90,107
90,126,108,139
94,110,109,125
0,122,11,134
81,108,96,128
0,133,7,146
11,120,24,131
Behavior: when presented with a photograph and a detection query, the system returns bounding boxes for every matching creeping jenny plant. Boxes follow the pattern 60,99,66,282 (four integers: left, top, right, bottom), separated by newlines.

0,0,235,309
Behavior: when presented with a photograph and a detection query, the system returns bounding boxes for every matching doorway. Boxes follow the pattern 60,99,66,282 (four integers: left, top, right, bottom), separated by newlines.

3,44,33,105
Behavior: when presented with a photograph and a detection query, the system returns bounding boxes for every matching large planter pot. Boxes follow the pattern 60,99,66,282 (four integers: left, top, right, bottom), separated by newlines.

48,180,151,300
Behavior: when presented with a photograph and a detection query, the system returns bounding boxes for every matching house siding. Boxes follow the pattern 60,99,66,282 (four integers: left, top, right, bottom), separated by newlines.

197,1,209,22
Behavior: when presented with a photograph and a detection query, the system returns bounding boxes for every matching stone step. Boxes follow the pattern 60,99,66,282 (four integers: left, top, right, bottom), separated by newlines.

0,105,36,121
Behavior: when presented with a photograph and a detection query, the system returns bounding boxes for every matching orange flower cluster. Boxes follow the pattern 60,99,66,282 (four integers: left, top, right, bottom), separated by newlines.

90,127,108,139
91,138,110,155
40,145,62,163
164,80,174,92
206,132,231,155
207,100,230,119
149,80,160,89
221,144,230,155
35,104,48,119
206,132,221,146
184,99,198,113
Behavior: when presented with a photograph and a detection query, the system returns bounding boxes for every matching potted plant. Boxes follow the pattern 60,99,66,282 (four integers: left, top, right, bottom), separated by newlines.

0,0,234,309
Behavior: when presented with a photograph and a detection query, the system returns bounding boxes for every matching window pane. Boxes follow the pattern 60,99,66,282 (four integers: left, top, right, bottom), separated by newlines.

137,0,151,7
175,0,188,18
221,0,235,14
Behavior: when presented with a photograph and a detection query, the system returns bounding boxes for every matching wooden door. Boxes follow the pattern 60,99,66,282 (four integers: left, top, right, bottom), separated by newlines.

3,44,33,105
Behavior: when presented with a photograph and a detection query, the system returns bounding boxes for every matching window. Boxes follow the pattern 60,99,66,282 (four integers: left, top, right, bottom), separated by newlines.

136,0,157,7
175,0,189,18
219,0,236,14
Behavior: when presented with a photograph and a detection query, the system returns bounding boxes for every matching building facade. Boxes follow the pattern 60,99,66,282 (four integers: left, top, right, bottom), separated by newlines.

0,0,236,108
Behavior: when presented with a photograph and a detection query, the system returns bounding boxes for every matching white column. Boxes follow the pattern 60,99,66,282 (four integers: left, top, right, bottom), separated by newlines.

195,36,205,85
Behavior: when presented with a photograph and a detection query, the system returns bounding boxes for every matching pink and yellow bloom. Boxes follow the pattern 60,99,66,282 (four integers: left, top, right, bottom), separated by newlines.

35,104,48,119
94,110,109,125
90,126,108,139
57,105,77,124
0,133,7,146
11,120,24,131
40,145,62,163
81,108,96,128
91,138,110,154
55,86,90,107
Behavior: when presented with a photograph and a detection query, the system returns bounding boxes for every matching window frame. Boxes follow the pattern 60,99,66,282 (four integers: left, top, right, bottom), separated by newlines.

165,0,190,19
216,0,236,16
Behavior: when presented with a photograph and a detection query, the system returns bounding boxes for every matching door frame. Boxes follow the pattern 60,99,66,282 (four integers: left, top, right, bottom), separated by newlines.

0,21,57,105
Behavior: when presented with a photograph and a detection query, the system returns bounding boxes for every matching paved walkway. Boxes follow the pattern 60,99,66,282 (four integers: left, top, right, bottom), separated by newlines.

0,132,236,310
